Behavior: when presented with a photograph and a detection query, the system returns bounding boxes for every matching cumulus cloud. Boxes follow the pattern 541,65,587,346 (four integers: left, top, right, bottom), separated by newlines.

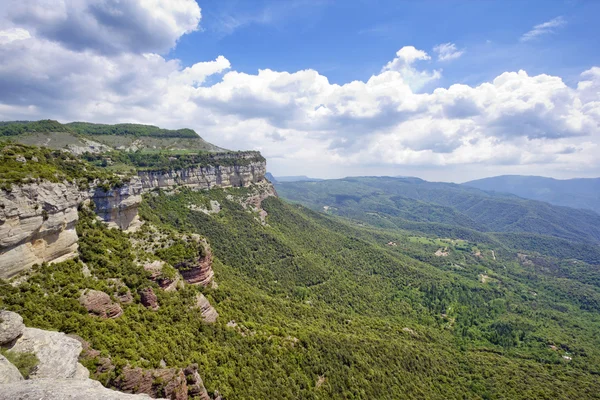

0,1,598,180
0,0,201,54
433,43,464,61
521,16,566,42
381,46,441,90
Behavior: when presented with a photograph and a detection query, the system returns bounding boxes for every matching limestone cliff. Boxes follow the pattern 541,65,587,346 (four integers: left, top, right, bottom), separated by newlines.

137,151,266,190
0,182,85,278
0,152,269,279
0,181,144,279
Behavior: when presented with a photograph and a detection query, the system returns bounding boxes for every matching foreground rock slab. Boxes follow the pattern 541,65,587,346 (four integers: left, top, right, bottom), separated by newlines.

0,354,24,384
8,327,82,379
0,378,161,400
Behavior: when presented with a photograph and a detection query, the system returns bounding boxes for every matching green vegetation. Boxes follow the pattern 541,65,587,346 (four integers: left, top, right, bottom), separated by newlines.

0,348,39,378
67,122,200,139
2,149,600,398
0,120,225,154
3,185,597,398
0,120,70,137
0,143,127,189
275,176,600,250
83,150,265,172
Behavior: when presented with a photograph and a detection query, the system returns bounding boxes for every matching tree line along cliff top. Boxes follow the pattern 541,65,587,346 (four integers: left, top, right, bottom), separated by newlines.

0,120,228,153
0,120,198,139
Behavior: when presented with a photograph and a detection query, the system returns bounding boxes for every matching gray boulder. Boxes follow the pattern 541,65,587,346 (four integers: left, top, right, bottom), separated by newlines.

8,327,82,379
0,354,24,384
0,310,25,345
0,378,160,399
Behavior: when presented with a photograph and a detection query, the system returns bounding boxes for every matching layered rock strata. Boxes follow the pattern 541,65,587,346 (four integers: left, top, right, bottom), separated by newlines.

1,153,270,279
137,151,266,190
194,293,219,324
79,290,123,319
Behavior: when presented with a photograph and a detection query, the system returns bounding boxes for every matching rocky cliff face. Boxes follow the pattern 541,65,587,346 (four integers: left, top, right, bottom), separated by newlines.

137,151,266,190
0,181,144,279
0,182,85,279
0,153,269,279
91,179,143,232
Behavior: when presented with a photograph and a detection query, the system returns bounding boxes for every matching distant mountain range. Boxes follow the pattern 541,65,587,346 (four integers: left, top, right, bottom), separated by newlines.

464,175,600,214
274,176,600,262
266,174,323,183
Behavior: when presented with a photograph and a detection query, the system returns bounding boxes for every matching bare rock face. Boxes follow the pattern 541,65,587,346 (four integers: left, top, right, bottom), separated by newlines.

0,182,84,279
179,244,214,287
0,179,143,279
183,364,211,400
137,151,266,190
139,288,159,310
144,261,180,291
194,294,218,324
91,178,143,232
8,327,82,379
0,354,24,383
79,290,123,319
0,310,25,345
112,366,187,400
0,378,161,400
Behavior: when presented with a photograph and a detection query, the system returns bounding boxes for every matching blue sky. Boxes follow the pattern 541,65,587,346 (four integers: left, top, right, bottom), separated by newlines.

0,0,599,181
174,0,600,87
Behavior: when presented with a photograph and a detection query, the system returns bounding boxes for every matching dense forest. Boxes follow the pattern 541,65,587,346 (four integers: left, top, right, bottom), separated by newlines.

274,176,600,249
2,183,600,398
0,120,201,139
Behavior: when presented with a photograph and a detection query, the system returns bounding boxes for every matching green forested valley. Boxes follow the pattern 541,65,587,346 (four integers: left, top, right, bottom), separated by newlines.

2,180,600,399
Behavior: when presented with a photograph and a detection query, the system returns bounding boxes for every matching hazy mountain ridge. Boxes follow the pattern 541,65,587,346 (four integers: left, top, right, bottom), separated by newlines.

275,176,600,247
464,175,600,214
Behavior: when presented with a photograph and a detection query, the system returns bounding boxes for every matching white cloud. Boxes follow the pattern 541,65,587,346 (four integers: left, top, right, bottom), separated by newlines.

381,46,441,90
0,0,201,54
0,28,31,44
0,1,598,181
521,16,566,42
433,43,464,61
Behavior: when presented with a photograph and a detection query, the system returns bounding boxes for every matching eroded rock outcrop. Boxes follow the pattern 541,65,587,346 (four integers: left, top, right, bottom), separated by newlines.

179,242,214,288
8,327,83,379
91,179,143,232
183,364,211,400
0,180,143,279
0,182,84,278
112,367,187,400
79,290,123,319
144,261,181,292
139,288,159,310
194,294,218,324
0,378,159,400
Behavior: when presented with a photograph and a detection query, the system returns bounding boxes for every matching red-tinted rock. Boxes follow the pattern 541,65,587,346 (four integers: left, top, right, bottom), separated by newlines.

179,246,214,287
144,260,180,291
113,366,187,400
183,364,210,400
139,287,159,310
79,290,123,319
